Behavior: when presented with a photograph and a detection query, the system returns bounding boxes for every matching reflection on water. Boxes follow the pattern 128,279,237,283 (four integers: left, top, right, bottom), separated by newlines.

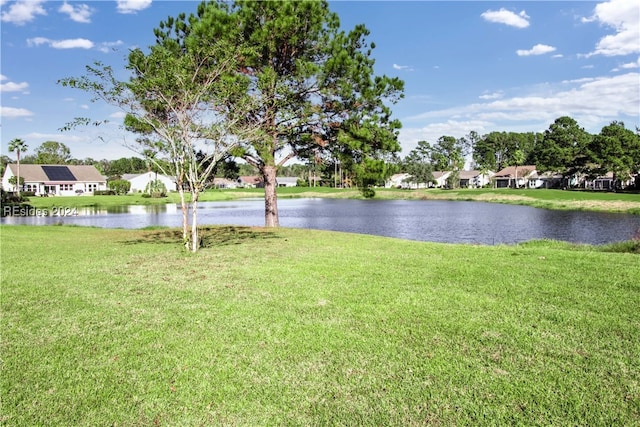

2,198,639,245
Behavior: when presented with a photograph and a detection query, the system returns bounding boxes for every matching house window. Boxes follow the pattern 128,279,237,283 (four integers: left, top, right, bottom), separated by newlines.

60,184,74,191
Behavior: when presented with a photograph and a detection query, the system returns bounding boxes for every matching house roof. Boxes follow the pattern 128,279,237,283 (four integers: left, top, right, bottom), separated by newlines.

238,175,262,184
494,165,536,178
432,171,451,179
7,164,105,183
276,177,298,184
212,177,236,184
389,173,411,180
122,172,175,182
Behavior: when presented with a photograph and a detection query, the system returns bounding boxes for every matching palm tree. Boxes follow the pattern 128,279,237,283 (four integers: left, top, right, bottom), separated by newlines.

512,149,525,189
8,138,28,197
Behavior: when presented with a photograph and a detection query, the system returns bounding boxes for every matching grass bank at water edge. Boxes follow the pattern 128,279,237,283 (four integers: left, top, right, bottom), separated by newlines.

1,225,639,425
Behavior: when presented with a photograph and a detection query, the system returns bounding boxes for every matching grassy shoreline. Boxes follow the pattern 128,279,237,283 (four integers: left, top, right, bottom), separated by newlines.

1,225,639,425
20,187,640,215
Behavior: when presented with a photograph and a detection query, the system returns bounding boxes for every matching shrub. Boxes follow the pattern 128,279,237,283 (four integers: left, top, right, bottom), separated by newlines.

108,180,131,195
144,179,167,198
94,190,116,196
360,187,376,198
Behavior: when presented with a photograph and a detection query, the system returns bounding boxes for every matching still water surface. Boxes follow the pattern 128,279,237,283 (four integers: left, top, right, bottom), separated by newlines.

3,198,640,245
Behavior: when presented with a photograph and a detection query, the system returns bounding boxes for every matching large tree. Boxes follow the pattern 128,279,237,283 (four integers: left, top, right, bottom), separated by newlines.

430,136,465,188
590,121,640,187
402,140,435,187
7,138,28,196
472,131,539,173
35,141,71,164
186,0,404,226
532,116,592,182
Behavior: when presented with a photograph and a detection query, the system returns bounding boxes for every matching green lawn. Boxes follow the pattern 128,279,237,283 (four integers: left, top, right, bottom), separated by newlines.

22,190,236,209
1,225,639,425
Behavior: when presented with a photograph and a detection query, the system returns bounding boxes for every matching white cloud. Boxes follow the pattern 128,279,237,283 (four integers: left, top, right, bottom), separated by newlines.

116,0,152,14
59,2,93,23
1,106,34,118
27,37,94,49
481,8,530,28
620,58,640,69
585,0,640,57
393,63,414,72
0,80,29,93
399,120,493,153
1,0,46,25
98,40,124,53
479,91,503,100
401,72,639,148
516,44,557,56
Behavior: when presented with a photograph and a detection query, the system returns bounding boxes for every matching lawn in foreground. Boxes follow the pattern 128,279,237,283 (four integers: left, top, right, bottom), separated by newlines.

1,225,639,425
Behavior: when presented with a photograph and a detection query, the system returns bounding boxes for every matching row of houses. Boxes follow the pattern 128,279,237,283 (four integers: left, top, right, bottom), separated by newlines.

3,163,635,196
386,165,637,190
1,164,299,196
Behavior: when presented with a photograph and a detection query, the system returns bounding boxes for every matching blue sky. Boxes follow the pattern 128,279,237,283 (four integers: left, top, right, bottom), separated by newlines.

1,0,639,162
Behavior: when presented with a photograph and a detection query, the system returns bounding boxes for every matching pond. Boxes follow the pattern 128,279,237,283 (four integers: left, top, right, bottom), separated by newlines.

3,198,640,245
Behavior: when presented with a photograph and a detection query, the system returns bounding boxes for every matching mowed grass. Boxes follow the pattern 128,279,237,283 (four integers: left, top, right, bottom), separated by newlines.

1,225,639,425
24,191,236,209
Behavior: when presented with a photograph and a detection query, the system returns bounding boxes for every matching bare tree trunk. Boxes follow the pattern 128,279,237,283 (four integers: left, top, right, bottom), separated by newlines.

262,165,279,227
178,186,189,249
16,153,21,197
191,191,199,252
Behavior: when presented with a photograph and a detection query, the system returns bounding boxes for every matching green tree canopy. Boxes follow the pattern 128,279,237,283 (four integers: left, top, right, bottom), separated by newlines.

35,141,71,164
532,116,592,178
402,140,435,186
590,121,640,182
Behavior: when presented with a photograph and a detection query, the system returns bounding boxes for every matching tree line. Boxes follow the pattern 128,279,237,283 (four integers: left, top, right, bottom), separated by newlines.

399,116,640,189
6,116,639,193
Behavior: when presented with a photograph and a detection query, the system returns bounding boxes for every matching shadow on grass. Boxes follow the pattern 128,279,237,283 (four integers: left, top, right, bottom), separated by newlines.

123,225,281,248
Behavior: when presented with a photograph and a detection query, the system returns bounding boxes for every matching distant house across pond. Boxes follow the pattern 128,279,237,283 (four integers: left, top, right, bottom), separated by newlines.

2,164,107,196
492,165,538,188
122,171,177,193
276,177,298,187
237,176,263,188
458,170,494,188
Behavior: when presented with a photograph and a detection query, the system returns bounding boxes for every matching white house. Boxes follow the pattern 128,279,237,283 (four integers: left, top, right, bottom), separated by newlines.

212,177,238,189
431,171,451,188
492,165,537,188
122,171,177,193
2,164,107,196
458,170,494,188
386,173,412,188
276,177,298,187
237,176,263,188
